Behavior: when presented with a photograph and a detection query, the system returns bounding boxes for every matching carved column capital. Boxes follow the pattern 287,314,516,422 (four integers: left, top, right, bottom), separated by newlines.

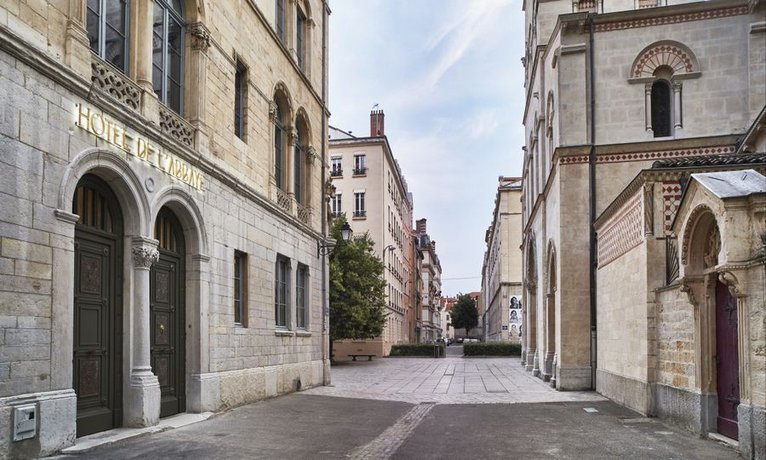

268,101,278,122
306,146,318,164
679,281,697,307
189,22,211,51
132,238,160,269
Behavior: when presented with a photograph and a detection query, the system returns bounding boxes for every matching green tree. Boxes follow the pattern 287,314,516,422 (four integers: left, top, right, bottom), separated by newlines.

451,293,478,336
328,216,387,357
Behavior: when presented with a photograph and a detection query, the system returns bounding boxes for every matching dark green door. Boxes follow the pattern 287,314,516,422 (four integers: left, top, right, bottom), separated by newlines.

73,175,123,437
151,208,186,417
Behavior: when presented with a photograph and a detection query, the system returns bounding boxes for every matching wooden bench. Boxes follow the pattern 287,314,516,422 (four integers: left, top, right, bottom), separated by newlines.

348,354,375,361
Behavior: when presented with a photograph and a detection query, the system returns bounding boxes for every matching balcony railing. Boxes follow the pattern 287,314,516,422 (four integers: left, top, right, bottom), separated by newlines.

353,210,366,218
296,203,311,225
330,169,343,177
276,188,292,213
352,167,368,175
91,55,141,111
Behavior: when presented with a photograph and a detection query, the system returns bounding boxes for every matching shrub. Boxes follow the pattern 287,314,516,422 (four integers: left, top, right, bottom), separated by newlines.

389,343,445,357
463,342,521,356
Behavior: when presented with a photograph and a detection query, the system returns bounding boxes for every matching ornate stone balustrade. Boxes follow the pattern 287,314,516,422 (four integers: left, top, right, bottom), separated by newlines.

159,105,195,148
91,55,141,111
276,188,292,213
296,203,311,225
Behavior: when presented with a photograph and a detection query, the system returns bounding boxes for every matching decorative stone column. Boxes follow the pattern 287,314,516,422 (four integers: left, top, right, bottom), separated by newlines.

134,0,160,124
65,0,91,78
672,81,683,131
125,237,161,427
644,83,653,134
287,127,297,204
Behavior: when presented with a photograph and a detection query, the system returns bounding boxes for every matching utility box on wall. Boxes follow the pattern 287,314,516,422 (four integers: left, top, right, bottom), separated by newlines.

13,404,37,441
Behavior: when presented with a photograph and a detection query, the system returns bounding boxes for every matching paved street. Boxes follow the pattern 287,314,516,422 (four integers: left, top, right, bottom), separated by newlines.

55,355,737,459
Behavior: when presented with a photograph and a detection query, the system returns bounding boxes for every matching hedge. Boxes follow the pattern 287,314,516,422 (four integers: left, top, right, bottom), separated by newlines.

389,343,445,357
463,342,521,356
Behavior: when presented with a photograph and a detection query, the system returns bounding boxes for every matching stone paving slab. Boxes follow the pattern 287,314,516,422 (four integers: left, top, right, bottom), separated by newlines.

304,356,606,405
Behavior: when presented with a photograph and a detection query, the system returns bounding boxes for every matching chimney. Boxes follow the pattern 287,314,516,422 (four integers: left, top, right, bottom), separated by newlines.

370,110,385,137
416,218,427,234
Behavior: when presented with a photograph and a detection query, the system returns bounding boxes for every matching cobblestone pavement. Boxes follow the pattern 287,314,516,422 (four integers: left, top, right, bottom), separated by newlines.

55,355,737,459
305,355,607,405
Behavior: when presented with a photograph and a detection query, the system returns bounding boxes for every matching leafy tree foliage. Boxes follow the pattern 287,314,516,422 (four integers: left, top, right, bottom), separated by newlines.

329,216,388,342
451,293,478,335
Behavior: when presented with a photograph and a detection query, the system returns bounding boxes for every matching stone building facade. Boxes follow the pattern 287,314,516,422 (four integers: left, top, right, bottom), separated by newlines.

481,176,523,343
0,0,330,456
520,0,765,455
328,111,415,356
415,218,442,343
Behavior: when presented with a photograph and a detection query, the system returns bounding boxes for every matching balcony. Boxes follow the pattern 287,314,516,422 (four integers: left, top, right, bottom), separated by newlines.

330,169,343,177
353,210,366,218
352,167,368,176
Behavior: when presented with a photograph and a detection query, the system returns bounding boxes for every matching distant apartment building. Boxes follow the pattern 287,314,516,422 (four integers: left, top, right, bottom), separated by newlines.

415,219,442,342
439,296,455,340
481,177,523,342
329,111,414,356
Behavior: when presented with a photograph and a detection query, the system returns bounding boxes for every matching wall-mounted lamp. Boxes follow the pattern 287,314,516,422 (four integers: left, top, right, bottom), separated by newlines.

318,222,353,256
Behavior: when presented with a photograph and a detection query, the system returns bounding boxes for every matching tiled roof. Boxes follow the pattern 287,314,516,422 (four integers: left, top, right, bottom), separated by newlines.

651,153,766,169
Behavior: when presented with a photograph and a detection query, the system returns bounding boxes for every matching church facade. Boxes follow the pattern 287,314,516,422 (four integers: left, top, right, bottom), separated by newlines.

520,0,765,456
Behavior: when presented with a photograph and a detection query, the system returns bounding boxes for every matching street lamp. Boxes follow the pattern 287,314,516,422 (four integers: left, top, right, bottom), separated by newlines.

382,244,395,267
318,221,353,256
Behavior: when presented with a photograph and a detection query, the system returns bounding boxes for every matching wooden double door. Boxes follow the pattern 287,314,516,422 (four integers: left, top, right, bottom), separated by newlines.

151,208,186,418
74,178,187,436
73,176,124,437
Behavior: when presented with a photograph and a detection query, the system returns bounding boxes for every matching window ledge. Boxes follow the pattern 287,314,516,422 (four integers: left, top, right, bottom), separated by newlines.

274,329,295,337
295,330,312,337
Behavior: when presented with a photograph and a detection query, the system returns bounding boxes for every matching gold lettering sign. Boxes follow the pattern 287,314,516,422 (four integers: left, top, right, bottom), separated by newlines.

75,104,204,191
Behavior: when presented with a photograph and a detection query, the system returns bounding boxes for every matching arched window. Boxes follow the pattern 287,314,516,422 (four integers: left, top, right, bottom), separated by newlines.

651,80,672,137
152,0,185,113
630,41,700,139
87,0,129,72
274,102,286,190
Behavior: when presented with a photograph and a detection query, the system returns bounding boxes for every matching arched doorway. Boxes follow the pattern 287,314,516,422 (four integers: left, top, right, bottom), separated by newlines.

72,174,124,437
544,244,557,386
151,207,186,417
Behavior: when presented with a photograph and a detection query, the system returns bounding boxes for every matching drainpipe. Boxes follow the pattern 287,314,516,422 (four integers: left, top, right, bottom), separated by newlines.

320,0,330,385
587,14,598,390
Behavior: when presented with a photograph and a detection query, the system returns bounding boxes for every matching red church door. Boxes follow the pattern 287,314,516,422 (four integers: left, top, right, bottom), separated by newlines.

715,280,739,440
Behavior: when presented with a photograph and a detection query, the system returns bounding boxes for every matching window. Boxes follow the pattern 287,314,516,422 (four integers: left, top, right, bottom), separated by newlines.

353,154,366,175
296,264,308,329
331,193,342,217
651,80,672,137
331,157,342,177
275,255,290,328
276,0,286,43
87,0,129,72
296,7,306,70
234,60,247,140
234,251,247,326
354,191,366,218
294,121,306,204
152,0,185,113
274,101,286,189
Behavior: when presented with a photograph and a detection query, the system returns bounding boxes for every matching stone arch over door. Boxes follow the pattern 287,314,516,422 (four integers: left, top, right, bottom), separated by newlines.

681,205,740,440
150,185,210,413
544,241,557,386
57,149,151,436
524,236,538,374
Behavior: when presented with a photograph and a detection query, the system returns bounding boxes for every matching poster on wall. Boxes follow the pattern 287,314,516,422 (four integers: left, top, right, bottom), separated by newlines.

509,296,523,339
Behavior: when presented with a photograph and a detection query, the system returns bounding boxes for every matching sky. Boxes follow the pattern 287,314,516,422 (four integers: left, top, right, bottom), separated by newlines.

328,0,527,296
